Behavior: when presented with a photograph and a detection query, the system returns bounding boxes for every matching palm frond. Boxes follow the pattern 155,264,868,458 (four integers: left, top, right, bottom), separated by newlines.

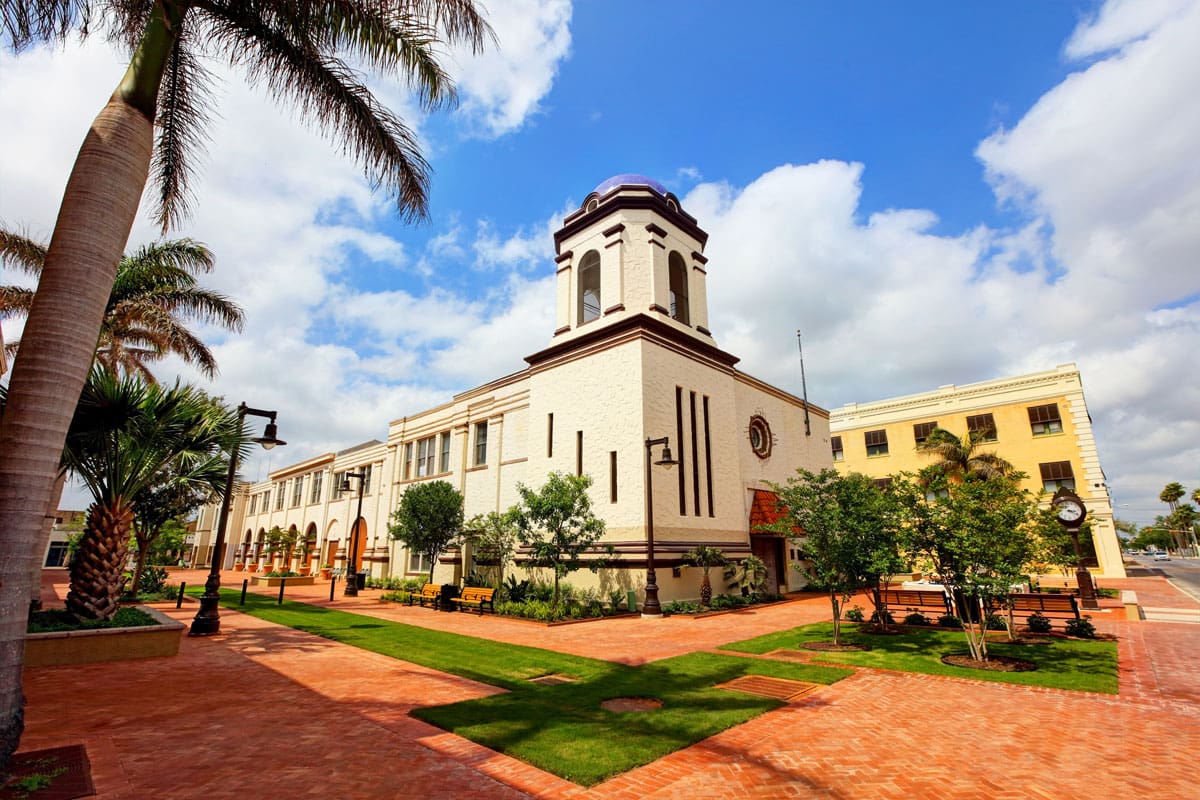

151,27,216,231
0,225,49,275
0,286,36,319
2,0,84,50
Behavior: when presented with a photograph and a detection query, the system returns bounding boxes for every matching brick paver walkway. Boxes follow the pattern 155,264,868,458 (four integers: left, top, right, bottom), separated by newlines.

19,568,1200,799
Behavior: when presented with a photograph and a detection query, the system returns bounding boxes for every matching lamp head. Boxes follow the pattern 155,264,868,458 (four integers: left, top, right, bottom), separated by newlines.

252,420,286,450
340,477,352,493
655,444,677,469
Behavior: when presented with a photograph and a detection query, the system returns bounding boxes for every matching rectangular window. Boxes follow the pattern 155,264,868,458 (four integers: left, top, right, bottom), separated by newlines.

45,541,69,568
690,391,700,517
1028,404,1063,436
474,421,488,466
309,471,323,504
873,477,894,489
275,482,285,510
291,476,303,507
967,413,998,441
439,432,451,473
547,413,554,458
416,437,435,477
675,387,686,515
331,472,344,500
362,464,372,494
913,421,937,445
865,429,889,457
1040,461,1076,492
262,490,270,510
831,435,844,461
248,494,257,515
609,451,618,503
408,551,431,574
403,443,413,480
576,430,583,476
703,396,714,517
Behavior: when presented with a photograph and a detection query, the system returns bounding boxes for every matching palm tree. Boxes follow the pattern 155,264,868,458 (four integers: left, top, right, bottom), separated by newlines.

919,428,1015,483
685,545,729,607
1,231,243,379
0,2,490,768
63,368,241,620
1160,482,1185,512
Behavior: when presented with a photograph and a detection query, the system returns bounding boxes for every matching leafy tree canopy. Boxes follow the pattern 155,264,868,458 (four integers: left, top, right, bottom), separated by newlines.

389,480,464,583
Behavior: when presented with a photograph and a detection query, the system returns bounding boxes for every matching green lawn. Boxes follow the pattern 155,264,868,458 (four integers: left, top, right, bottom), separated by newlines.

196,589,851,785
719,622,1118,694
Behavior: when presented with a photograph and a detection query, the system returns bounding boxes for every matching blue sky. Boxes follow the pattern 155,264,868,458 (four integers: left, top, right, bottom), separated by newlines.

3,0,1199,523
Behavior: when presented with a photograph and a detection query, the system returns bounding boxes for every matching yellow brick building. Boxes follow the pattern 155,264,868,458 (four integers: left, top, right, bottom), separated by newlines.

829,363,1125,579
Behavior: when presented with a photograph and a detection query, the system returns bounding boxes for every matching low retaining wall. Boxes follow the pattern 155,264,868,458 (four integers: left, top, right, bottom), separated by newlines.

250,575,316,587
25,606,185,667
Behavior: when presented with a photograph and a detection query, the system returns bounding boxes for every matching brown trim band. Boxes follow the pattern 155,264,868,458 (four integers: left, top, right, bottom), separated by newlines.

603,303,625,315
526,313,741,369
554,250,573,264
602,223,625,237
553,325,571,336
645,222,668,238
691,251,708,264
696,325,711,336
649,303,669,315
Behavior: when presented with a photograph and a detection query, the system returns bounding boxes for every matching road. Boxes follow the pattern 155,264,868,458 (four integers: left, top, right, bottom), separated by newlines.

1129,552,1200,608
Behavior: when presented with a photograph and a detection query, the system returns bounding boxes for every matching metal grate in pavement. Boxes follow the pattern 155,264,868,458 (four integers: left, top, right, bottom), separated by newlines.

715,675,821,701
528,673,576,685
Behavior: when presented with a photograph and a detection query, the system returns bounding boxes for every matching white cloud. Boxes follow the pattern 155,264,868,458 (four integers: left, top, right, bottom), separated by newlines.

449,0,574,136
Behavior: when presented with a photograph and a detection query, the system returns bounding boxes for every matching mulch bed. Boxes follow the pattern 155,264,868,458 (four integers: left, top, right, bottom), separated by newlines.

802,641,872,652
0,744,94,800
600,697,662,713
941,654,1037,672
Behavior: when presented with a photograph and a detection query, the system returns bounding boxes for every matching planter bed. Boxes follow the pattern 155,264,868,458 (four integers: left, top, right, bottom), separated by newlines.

250,575,316,587
25,606,185,667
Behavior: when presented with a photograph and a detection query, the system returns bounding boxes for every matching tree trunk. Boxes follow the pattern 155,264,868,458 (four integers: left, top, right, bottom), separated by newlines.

700,571,712,607
131,528,152,598
0,97,154,774
67,501,137,620
830,591,842,646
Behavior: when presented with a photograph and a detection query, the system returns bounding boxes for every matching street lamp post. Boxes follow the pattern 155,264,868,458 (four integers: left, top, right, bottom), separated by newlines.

191,404,285,636
642,436,677,616
340,471,367,597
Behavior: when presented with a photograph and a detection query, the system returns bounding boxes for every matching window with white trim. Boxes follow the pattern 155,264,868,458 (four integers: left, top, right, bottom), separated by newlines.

577,250,601,323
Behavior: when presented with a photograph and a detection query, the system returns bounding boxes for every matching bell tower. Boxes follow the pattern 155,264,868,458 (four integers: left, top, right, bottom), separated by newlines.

549,175,715,347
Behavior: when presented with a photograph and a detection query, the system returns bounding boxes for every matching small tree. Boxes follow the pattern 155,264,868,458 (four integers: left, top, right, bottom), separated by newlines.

464,510,520,587
389,481,464,584
686,545,729,607
724,555,769,596
770,469,904,643
895,472,1041,660
511,472,607,618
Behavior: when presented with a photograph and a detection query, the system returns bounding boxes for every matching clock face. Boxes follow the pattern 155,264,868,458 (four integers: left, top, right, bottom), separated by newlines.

1055,500,1084,522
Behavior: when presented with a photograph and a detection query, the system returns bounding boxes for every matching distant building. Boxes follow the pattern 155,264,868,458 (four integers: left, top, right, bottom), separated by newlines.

42,510,86,568
198,175,831,600
829,363,1125,578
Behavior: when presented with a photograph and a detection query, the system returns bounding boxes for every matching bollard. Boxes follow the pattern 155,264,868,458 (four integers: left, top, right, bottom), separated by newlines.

176,582,186,609
278,579,286,605
240,579,249,606
329,576,336,601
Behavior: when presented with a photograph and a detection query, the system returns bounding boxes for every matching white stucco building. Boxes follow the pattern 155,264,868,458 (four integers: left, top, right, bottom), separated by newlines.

199,175,831,600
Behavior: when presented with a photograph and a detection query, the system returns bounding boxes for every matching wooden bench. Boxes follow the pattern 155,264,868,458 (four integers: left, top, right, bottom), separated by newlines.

879,589,951,620
450,586,496,615
408,583,442,609
1008,592,1080,621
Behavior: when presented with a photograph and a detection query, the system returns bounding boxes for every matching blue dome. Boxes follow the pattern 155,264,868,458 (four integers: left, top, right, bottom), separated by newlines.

593,174,667,196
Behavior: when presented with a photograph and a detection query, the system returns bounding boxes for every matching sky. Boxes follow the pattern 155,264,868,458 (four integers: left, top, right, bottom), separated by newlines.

2,0,1198,526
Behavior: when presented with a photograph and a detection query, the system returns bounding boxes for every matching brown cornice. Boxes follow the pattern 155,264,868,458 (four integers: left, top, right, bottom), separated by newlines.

602,223,625,237
691,251,708,264
696,325,711,336
645,222,668,238
554,250,573,264
554,194,709,251
525,312,740,370
603,303,625,315
649,303,669,315
552,325,570,336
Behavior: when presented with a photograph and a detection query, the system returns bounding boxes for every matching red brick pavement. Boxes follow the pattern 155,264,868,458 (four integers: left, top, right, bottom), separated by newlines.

19,569,1200,799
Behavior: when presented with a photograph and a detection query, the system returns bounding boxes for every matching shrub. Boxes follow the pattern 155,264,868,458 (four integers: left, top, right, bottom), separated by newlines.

985,613,1008,631
502,575,532,602
463,570,492,588
379,591,413,604
608,589,627,612
903,612,931,626
28,607,158,633
265,570,300,578
1027,613,1052,633
869,609,895,625
1065,615,1097,639
844,605,864,622
663,600,700,615
937,614,962,629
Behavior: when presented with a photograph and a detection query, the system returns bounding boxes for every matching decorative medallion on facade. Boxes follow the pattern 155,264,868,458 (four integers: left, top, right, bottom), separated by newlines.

748,415,773,459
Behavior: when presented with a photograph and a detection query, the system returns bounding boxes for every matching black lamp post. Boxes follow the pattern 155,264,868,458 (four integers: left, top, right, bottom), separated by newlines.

642,436,677,616
191,403,285,636
340,471,367,597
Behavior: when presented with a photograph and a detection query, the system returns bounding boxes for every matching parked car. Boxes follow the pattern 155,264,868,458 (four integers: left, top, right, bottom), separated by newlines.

1153,552,1172,561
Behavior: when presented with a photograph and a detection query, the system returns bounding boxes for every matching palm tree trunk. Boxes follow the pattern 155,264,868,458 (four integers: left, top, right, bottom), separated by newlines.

67,501,137,620
0,4,182,771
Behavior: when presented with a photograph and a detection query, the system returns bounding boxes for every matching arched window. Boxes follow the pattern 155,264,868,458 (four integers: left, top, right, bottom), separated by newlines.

669,251,689,325
578,250,601,324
